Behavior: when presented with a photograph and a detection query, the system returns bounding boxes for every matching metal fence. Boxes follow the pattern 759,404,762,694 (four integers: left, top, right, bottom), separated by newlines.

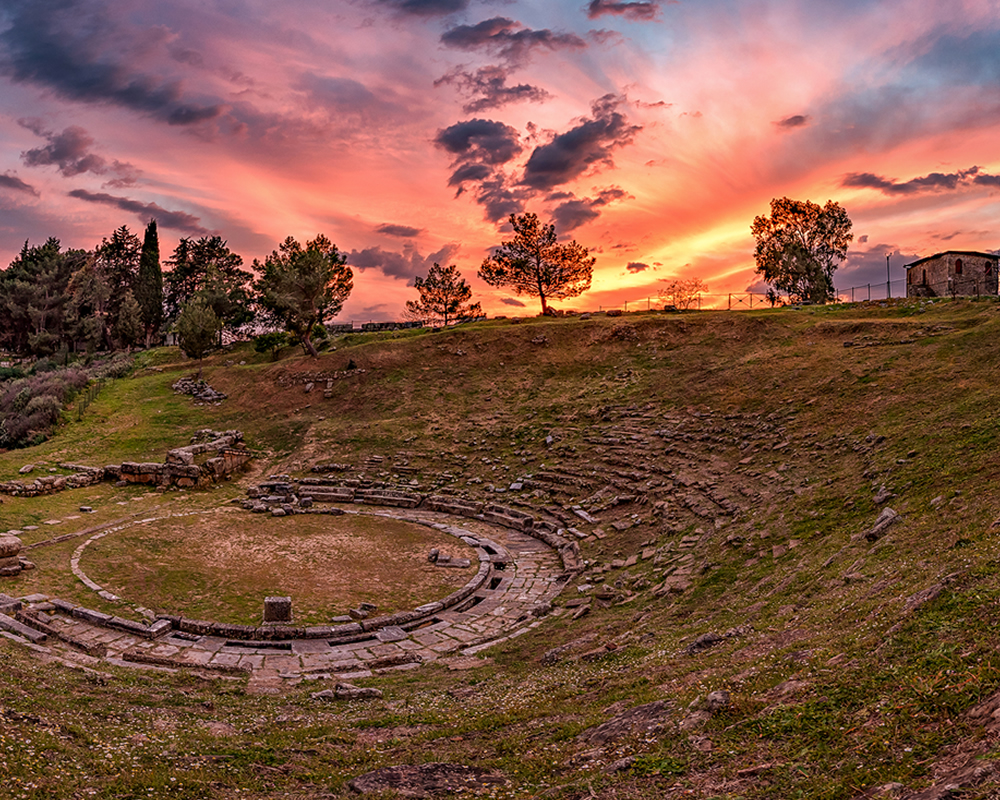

596,274,1000,314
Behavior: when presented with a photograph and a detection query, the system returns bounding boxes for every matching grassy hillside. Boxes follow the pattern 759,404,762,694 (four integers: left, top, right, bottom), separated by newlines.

4,298,1000,799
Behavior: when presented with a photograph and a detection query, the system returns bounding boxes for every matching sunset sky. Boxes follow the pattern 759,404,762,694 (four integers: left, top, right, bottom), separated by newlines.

0,0,998,319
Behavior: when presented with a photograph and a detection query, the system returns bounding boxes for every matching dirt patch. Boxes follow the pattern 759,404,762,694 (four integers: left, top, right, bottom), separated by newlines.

82,509,473,625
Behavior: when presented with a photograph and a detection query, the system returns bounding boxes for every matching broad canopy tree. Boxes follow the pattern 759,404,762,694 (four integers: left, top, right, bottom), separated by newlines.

478,212,594,314
751,197,853,304
255,235,353,357
405,262,482,326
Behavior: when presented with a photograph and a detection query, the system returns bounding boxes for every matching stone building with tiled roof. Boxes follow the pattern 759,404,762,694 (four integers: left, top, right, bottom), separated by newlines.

905,250,1000,298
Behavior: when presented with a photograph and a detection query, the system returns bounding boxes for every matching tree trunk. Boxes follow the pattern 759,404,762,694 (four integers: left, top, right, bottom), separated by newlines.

303,334,319,358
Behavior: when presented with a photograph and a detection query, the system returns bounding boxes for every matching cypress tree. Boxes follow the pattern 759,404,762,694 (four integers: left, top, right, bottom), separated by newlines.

136,219,163,347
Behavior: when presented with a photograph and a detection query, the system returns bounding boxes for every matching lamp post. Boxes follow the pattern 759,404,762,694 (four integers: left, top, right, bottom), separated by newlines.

886,253,891,299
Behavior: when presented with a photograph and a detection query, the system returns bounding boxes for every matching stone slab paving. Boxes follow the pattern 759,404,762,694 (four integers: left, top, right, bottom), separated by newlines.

9,507,567,683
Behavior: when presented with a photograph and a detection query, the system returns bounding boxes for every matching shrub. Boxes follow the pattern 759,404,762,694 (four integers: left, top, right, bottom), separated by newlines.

24,394,62,425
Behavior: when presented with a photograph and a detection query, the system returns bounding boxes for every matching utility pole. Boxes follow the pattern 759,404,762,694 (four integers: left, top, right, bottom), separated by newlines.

886,253,891,299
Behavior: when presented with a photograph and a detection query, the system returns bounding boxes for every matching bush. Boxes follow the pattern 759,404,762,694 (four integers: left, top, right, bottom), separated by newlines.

31,357,58,374
24,394,62,425
0,358,124,449
253,331,288,358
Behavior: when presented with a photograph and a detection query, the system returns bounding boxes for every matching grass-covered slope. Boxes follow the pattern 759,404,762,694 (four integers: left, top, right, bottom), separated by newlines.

4,299,1000,799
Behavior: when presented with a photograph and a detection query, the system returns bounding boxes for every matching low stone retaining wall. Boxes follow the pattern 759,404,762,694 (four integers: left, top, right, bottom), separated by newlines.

0,430,253,497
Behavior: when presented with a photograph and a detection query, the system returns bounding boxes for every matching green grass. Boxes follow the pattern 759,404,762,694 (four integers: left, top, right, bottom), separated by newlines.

5,300,1000,797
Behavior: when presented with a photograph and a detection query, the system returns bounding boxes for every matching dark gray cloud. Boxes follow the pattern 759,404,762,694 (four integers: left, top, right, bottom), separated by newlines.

587,0,662,20
436,118,523,165
776,114,809,129
376,223,423,238
0,0,222,126
500,297,526,307
441,17,586,64
435,118,529,221
67,189,209,234
842,166,990,195
19,121,139,186
377,0,469,16
347,242,460,282
626,261,649,272
0,172,38,196
522,95,641,190
435,66,550,113
550,186,629,231
974,174,1000,188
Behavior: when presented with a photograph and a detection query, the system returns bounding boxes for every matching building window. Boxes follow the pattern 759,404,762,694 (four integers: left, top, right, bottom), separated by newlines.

955,258,964,275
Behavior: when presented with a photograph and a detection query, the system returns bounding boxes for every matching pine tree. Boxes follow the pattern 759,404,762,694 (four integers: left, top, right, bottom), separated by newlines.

114,290,144,351
164,236,253,340
404,263,482,326
175,297,221,378
478,213,594,314
135,219,163,347
254,235,353,357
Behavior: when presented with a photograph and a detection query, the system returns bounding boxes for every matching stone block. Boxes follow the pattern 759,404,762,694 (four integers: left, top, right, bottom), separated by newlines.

72,607,112,625
263,596,293,624
375,626,408,643
109,616,151,636
0,612,47,643
328,623,363,639
148,618,173,638
0,594,22,615
0,534,23,559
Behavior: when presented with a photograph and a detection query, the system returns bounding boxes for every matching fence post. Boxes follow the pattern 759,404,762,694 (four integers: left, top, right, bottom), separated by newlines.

728,293,732,310
867,284,870,301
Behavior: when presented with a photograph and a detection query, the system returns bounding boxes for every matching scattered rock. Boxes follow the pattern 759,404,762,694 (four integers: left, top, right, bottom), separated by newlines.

348,763,506,798
684,632,725,655
684,625,750,656
312,682,383,702
857,507,899,542
577,700,672,745
874,484,896,504
171,377,227,403
679,710,712,731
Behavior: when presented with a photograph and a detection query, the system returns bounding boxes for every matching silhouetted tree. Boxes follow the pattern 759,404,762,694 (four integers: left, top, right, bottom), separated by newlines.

658,277,707,310
135,219,163,347
478,212,594,314
405,262,482,326
255,235,353,357
751,197,853,304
